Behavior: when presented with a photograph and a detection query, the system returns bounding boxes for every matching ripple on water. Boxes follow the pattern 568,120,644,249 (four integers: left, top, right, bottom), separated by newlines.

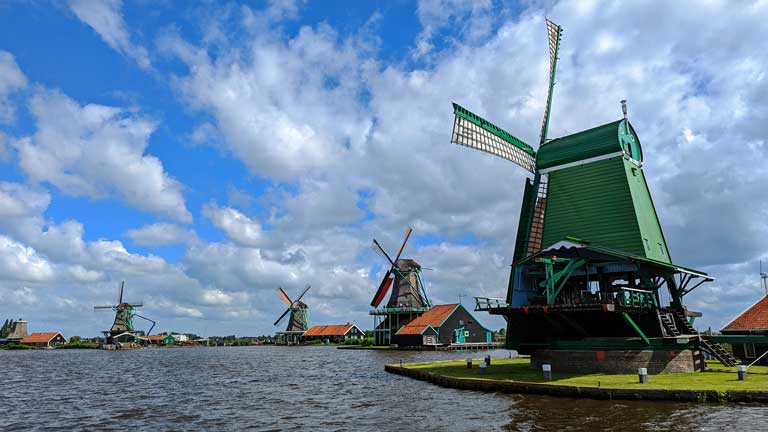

3,347,768,431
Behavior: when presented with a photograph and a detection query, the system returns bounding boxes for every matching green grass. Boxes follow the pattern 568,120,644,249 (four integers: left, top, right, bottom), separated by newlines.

404,358,768,392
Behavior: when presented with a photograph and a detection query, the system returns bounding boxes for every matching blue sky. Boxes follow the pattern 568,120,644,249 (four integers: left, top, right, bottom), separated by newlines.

0,0,767,338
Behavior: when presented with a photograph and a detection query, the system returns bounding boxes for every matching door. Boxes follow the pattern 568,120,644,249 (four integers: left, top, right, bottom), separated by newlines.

454,327,465,344
486,331,492,343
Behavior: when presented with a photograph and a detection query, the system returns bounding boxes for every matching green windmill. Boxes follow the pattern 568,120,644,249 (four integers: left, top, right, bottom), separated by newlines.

94,281,155,347
451,19,737,372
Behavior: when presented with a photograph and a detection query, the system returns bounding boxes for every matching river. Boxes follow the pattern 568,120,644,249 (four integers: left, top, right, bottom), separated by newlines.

2,346,767,431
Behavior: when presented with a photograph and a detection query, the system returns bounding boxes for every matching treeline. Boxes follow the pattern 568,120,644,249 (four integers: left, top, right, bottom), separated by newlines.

0,319,16,338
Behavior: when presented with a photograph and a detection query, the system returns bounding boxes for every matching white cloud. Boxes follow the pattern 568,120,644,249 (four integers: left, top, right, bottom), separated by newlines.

0,182,50,218
125,223,197,247
0,235,55,282
203,204,266,247
68,0,151,69
15,90,191,222
160,22,372,180
0,51,28,123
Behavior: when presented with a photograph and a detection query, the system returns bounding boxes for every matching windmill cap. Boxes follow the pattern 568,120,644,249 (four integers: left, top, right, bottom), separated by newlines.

395,258,421,269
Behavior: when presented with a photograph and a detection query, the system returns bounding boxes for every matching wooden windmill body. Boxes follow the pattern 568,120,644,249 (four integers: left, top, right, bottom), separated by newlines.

369,228,432,346
274,285,311,345
450,20,736,371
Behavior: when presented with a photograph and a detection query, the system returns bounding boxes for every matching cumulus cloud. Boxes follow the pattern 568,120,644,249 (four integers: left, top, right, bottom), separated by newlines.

14,90,192,222
125,223,197,247
203,204,266,247
0,235,56,283
159,22,372,180
68,0,151,69
0,182,50,218
0,51,28,123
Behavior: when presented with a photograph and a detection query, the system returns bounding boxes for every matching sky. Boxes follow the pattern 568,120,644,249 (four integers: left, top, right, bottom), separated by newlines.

0,0,766,338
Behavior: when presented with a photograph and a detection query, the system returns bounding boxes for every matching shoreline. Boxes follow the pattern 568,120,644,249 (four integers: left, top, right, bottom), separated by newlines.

385,358,768,403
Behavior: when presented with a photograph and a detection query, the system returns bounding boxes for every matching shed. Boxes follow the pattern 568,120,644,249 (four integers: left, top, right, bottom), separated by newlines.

393,303,492,347
721,296,768,364
21,332,67,348
303,323,365,343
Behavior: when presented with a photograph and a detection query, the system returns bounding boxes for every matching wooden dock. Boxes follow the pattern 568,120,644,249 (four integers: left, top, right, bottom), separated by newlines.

434,342,504,351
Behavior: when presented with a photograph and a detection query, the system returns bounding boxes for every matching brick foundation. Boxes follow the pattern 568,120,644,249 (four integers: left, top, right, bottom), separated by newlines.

530,349,706,374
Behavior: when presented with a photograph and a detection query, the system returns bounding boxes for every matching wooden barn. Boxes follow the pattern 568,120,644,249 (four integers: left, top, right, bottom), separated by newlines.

303,323,365,343
393,303,492,347
721,296,768,364
21,332,67,348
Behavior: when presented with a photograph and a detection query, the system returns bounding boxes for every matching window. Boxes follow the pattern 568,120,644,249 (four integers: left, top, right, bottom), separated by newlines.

468,320,474,325
746,344,756,359
459,319,464,325
658,244,665,256
643,238,650,251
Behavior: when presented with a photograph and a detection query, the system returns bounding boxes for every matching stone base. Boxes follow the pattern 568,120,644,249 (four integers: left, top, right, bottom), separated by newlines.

530,349,706,374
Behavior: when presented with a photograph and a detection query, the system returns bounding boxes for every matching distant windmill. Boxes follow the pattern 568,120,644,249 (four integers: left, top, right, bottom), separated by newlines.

761,260,768,296
274,284,310,345
94,281,155,347
369,227,432,345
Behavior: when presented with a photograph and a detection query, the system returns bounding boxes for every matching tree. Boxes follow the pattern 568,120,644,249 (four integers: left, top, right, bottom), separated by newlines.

70,336,82,344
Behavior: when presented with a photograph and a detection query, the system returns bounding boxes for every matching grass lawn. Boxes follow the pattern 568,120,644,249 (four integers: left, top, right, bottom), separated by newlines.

403,358,768,392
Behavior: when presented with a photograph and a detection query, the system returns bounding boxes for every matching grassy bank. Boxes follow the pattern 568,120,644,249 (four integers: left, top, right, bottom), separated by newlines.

401,358,768,392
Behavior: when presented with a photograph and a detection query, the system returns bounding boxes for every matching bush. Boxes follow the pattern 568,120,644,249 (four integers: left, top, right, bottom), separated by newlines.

4,344,37,350
56,342,98,349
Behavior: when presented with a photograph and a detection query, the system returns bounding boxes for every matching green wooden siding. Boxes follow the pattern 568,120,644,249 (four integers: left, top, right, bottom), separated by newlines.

543,157,644,255
622,158,670,262
541,156,670,262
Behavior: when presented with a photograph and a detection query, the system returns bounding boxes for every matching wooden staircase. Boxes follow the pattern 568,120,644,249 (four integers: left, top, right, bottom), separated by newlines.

662,310,738,367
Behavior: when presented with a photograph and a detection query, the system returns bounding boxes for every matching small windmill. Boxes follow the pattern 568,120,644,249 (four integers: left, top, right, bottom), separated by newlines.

369,227,431,345
760,260,767,296
94,281,155,346
274,284,310,345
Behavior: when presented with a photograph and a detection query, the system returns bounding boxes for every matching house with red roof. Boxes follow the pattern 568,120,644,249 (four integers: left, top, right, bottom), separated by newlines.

21,332,67,348
393,303,492,347
721,296,768,364
302,323,365,343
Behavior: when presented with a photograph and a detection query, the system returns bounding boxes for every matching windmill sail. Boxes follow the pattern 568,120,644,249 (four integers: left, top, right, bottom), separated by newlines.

539,19,563,145
451,103,536,173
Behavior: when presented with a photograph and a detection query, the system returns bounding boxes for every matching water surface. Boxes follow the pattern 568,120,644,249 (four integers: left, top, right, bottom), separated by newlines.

2,347,767,431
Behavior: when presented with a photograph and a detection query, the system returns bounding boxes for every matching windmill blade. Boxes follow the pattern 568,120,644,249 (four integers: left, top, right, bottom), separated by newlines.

392,226,413,263
370,270,394,308
294,284,311,303
277,287,293,306
451,103,536,173
371,239,395,266
117,281,124,305
94,306,115,310
273,307,291,326
539,19,563,145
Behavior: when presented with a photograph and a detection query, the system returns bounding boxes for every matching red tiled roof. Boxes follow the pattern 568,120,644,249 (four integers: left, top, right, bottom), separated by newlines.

21,332,63,344
304,324,354,337
723,296,768,331
396,304,458,335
